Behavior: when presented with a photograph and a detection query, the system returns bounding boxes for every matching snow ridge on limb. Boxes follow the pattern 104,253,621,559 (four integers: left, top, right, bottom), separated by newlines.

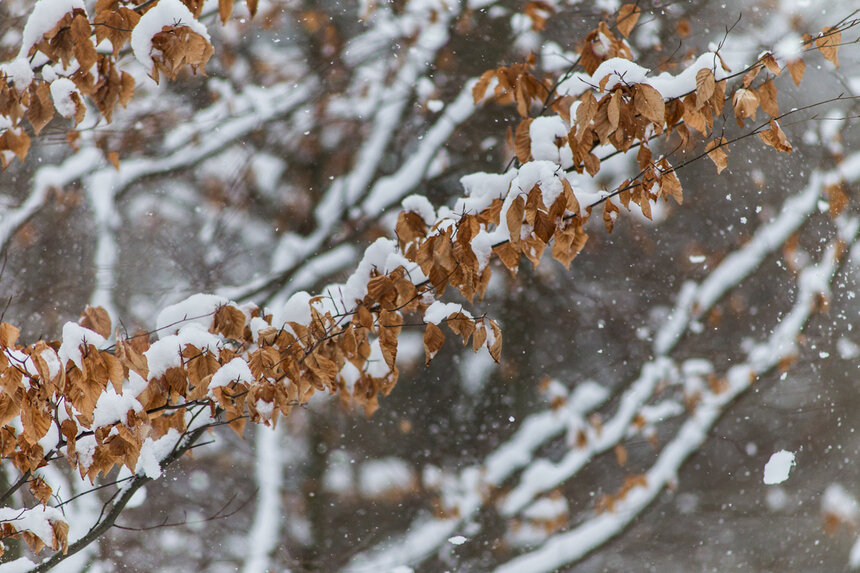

345,147,860,573
0,1,856,568
493,216,859,573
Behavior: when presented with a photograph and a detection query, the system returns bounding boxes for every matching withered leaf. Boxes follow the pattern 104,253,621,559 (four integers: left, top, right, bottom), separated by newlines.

607,90,621,130
378,310,401,371
552,222,587,269
213,304,246,339
94,7,141,58
80,306,111,339
816,27,841,68
633,83,665,125
150,26,214,83
30,476,53,505
659,163,683,204
583,152,600,177
423,322,445,366
616,4,641,38
219,0,235,23
514,118,533,164
487,319,502,363
0,322,20,347
506,194,525,246
575,91,597,140
561,178,580,217
603,199,619,233
695,68,715,109
732,88,759,126
27,82,54,135
472,69,495,104
742,65,760,88
759,120,792,153
761,52,781,76
787,59,805,86
757,79,778,118
493,242,521,273
705,137,728,174
0,128,31,167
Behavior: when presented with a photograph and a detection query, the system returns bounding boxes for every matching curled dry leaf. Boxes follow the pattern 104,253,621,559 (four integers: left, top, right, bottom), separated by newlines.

787,59,805,86
759,120,792,153
27,82,54,136
757,79,779,118
705,137,728,174
0,323,20,347
761,52,781,76
0,127,31,167
487,319,502,363
80,306,112,339
575,91,598,140
695,69,715,109
149,26,215,83
633,83,665,125
472,69,495,104
94,7,141,58
423,322,445,365
514,118,533,164
616,4,641,38
219,0,235,24
815,26,841,68
732,88,759,127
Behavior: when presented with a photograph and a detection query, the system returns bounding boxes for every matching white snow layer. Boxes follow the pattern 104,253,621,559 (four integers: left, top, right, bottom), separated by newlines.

209,357,255,395
58,322,106,370
49,77,82,118
18,0,86,60
156,293,229,334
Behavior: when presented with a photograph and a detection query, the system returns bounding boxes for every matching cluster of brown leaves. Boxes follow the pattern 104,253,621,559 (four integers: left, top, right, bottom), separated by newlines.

0,0,256,168
475,4,848,233
472,57,552,119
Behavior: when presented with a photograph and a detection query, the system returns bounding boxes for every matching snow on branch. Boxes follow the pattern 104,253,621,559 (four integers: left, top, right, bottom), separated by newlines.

493,216,858,573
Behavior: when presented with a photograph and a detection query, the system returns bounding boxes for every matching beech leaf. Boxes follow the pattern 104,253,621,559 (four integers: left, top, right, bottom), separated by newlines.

616,4,641,38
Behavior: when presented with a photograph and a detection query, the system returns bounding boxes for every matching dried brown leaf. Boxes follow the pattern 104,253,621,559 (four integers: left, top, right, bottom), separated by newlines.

732,88,759,126
493,242,521,273
816,27,841,68
761,52,781,76
616,4,641,38
27,82,54,136
487,319,502,363
514,118,533,164
506,195,525,246
633,83,665,125
219,0,235,23
705,137,728,174
757,79,779,118
786,59,805,86
423,322,445,366
0,323,20,347
80,306,112,339
759,120,792,153
575,91,597,140
695,68,715,109
473,69,495,104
